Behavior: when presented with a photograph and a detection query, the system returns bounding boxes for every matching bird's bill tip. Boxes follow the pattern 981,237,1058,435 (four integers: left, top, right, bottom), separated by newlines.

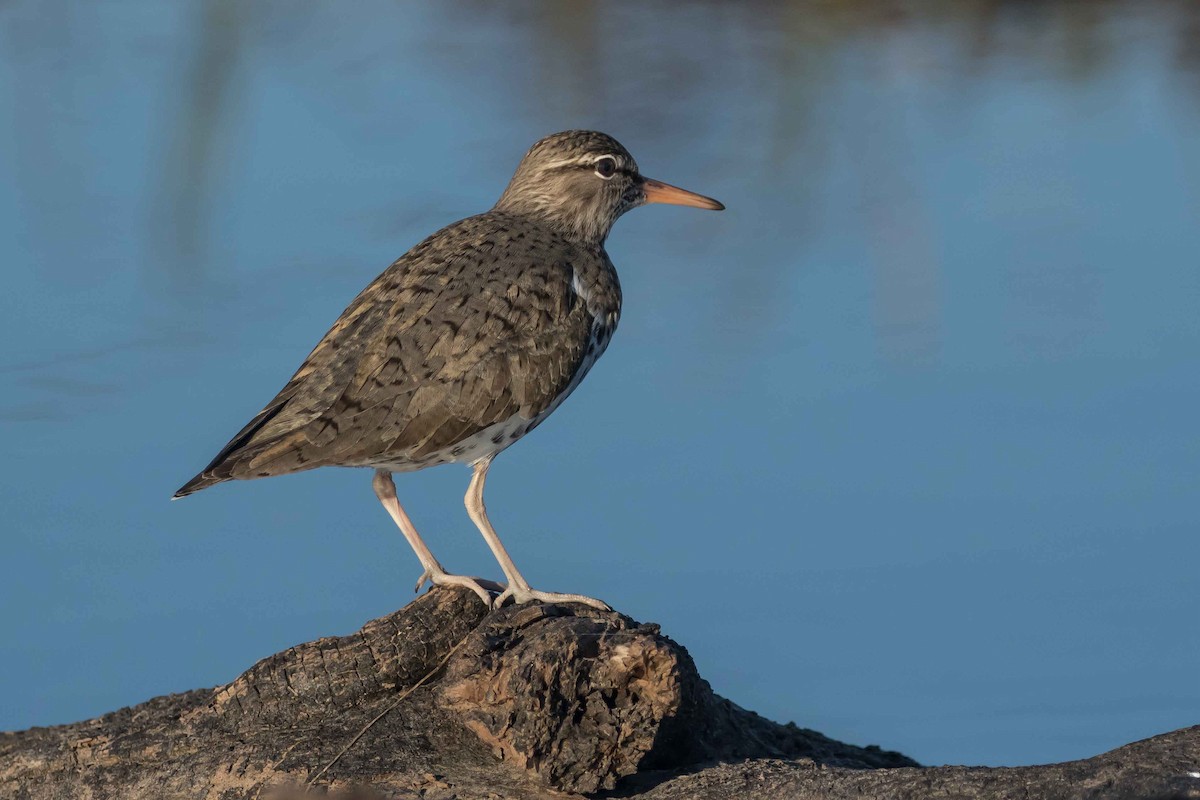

642,178,724,211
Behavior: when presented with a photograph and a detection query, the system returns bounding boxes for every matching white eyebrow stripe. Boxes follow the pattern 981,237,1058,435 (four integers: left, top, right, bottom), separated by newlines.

537,156,593,170
538,154,624,171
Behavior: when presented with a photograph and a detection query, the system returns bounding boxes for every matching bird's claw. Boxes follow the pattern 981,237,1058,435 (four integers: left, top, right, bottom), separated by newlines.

414,568,432,594
415,570,505,608
412,570,604,611
492,586,609,611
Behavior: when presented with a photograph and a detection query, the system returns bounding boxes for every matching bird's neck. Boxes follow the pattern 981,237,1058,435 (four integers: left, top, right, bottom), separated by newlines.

492,194,612,246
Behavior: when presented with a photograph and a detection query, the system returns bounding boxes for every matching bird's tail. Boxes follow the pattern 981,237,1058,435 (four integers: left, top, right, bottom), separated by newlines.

172,472,225,499
172,395,295,500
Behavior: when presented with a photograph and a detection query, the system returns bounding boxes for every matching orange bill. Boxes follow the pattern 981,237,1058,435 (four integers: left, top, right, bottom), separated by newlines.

642,178,725,211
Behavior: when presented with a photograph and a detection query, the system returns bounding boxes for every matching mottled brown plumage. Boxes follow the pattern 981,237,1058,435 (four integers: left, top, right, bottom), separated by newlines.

175,212,619,492
176,130,722,609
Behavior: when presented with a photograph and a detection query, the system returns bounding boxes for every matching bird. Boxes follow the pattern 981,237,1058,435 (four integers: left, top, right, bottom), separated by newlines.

174,130,724,610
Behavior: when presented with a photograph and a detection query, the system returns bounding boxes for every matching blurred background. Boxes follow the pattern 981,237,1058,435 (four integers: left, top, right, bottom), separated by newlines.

2,0,1198,768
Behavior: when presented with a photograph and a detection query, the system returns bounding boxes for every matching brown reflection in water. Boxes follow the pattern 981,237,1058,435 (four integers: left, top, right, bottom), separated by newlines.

152,0,244,284
530,0,604,121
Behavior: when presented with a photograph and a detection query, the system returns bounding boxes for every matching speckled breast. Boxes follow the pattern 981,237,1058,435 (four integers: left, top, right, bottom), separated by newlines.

368,246,621,473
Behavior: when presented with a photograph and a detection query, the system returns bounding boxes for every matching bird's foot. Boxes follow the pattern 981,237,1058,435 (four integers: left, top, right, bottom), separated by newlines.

414,568,504,607
493,585,610,611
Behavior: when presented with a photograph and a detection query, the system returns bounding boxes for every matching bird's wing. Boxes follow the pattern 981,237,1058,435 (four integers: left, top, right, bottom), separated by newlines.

176,217,594,495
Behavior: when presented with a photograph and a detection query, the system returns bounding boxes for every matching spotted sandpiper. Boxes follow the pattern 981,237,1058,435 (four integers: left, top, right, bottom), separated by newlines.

175,130,723,609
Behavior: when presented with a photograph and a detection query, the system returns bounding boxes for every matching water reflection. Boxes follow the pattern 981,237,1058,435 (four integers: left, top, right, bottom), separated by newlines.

2,0,1198,769
152,0,245,280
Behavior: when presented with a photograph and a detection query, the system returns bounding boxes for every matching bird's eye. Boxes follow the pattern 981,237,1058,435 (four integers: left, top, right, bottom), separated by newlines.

594,157,617,179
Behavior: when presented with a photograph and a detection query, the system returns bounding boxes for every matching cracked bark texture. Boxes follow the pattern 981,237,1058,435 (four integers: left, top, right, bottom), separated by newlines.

1,587,1195,800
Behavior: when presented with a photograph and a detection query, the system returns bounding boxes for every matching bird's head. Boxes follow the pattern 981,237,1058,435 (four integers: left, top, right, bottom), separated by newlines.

494,130,723,245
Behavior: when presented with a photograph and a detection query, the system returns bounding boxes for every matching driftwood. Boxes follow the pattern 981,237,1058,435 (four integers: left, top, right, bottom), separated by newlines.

1,587,1196,799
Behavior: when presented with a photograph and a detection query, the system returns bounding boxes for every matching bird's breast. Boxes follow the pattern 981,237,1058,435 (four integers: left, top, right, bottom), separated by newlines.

569,248,622,329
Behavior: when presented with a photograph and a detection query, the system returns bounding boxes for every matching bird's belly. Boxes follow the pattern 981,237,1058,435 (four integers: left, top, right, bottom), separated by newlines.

379,361,598,474
365,412,535,474
447,413,536,464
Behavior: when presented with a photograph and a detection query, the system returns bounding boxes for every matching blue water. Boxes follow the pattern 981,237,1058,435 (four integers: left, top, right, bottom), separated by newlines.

2,1,1198,768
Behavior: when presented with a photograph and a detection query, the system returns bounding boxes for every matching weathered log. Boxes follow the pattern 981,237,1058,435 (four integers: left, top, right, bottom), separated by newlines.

1,587,1194,799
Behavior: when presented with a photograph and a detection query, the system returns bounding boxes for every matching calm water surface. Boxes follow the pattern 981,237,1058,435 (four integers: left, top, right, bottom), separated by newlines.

2,0,1198,767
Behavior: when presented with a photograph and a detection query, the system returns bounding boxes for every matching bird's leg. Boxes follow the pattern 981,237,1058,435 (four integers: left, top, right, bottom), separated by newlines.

371,470,501,607
464,458,609,611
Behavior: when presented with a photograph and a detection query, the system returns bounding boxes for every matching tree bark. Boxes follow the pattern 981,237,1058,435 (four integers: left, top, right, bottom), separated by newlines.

1,587,1194,799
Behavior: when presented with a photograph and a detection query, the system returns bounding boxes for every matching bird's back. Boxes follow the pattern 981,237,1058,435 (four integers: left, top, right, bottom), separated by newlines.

175,212,621,498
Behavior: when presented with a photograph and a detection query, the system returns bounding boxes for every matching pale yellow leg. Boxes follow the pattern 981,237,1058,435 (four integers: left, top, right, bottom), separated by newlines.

372,470,500,607
464,457,608,611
